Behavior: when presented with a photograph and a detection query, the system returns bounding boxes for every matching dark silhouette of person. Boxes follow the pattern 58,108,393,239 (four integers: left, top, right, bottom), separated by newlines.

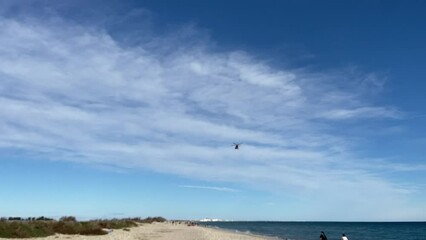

320,231,328,240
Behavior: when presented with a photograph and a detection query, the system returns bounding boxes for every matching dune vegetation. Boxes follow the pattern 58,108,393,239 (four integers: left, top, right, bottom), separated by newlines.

0,216,166,238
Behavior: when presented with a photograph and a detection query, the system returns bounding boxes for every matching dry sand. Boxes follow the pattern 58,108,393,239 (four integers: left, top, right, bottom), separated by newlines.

2,222,274,240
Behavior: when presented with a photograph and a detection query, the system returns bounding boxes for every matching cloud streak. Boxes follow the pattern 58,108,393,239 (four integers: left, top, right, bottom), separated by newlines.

179,185,240,193
0,15,423,220
319,107,402,120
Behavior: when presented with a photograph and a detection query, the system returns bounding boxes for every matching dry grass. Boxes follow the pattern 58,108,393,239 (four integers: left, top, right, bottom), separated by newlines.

0,216,166,238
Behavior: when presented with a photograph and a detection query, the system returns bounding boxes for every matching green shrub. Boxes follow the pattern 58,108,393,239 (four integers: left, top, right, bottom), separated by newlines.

0,221,54,238
59,216,77,222
0,216,167,238
139,217,167,223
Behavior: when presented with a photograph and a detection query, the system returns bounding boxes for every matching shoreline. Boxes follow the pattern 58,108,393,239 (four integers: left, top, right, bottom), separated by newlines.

0,222,276,240
200,223,279,239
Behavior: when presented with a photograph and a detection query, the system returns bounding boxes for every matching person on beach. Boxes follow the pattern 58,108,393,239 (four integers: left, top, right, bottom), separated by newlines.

319,231,328,240
341,233,349,240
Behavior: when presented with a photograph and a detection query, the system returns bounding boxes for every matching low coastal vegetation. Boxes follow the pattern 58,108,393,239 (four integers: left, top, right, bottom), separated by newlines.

0,216,166,238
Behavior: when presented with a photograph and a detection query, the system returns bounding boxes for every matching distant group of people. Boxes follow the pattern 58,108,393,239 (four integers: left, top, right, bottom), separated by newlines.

320,231,349,240
169,220,198,226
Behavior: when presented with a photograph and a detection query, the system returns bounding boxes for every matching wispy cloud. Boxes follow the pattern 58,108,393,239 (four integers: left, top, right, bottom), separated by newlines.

319,106,402,120
179,185,240,193
0,14,423,220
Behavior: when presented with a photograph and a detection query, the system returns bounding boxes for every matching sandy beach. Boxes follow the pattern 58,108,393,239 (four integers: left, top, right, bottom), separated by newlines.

1,222,273,240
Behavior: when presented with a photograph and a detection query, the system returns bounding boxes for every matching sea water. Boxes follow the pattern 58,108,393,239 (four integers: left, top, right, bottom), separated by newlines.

202,221,426,240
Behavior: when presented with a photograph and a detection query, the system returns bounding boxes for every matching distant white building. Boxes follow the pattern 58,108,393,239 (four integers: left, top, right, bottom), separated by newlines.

199,218,224,222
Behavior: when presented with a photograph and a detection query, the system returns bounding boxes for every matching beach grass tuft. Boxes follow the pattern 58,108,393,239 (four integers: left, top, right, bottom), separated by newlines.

0,216,166,238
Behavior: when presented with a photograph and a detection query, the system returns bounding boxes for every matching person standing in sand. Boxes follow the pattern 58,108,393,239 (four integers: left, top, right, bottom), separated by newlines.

320,231,328,240
341,233,349,240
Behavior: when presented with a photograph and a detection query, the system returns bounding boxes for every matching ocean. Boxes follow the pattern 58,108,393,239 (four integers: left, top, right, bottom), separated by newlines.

202,221,426,240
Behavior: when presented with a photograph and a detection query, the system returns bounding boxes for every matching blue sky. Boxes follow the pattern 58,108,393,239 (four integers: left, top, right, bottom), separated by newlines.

0,0,425,221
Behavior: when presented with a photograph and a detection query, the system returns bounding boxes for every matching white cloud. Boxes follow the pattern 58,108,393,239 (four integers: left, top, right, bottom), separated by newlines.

0,16,424,220
319,106,402,120
179,185,240,192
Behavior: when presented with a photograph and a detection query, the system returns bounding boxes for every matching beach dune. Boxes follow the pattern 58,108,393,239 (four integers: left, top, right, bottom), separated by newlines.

2,222,271,240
